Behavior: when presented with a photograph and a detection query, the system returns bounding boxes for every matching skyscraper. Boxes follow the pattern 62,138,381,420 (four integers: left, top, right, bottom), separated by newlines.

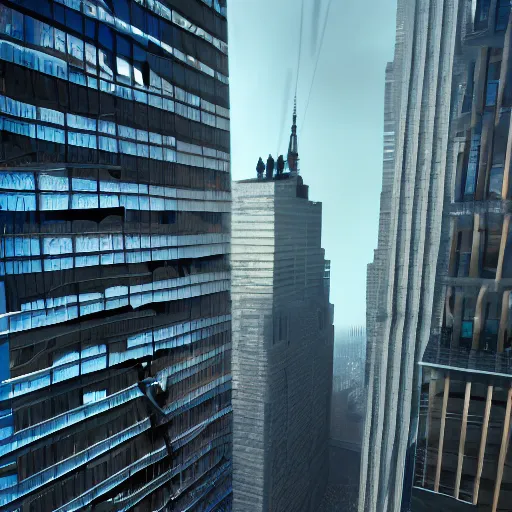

230,110,334,512
415,3,512,511
360,0,464,510
362,1,512,512
0,1,232,510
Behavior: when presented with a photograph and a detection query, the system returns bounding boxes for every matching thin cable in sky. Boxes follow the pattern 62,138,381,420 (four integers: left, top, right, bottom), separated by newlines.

301,0,333,130
295,0,306,96
277,0,305,156
276,70,293,157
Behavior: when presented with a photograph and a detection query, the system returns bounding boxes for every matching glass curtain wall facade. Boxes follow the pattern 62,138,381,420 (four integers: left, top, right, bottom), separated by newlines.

0,0,232,511
414,3,512,511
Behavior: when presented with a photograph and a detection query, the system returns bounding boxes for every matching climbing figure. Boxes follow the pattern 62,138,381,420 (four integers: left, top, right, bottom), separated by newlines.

256,157,265,179
266,154,275,179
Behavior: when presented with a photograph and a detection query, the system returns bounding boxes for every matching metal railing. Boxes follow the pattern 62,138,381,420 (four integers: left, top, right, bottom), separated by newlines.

422,334,512,376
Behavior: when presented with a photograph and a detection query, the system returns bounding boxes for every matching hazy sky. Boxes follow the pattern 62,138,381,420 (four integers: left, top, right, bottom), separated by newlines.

228,0,397,327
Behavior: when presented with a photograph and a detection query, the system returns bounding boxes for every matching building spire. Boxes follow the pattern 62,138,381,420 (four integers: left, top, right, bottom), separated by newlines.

287,96,299,173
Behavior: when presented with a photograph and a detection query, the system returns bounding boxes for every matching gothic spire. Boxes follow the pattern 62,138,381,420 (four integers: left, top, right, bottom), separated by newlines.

287,96,299,173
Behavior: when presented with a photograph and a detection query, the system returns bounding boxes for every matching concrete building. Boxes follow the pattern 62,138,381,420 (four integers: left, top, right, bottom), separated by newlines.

0,1,232,510
331,327,366,452
333,327,366,394
231,108,334,512
362,1,512,512
360,0,465,511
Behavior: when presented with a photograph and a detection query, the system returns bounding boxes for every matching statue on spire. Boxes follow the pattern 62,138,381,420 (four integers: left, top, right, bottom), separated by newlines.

287,96,299,173
277,155,285,177
256,157,265,179
266,154,275,179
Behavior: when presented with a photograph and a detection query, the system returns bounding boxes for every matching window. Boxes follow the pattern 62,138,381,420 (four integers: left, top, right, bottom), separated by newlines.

485,60,501,107
113,0,131,24
53,4,65,25
99,49,114,79
85,43,96,74
463,129,482,199
475,0,491,30
482,226,502,278
116,57,131,84
147,14,159,39
160,212,176,225
98,24,113,48
496,0,511,31
116,35,131,58
85,19,96,40
488,165,503,199
65,8,83,34
25,18,54,49
83,389,107,405
67,34,84,68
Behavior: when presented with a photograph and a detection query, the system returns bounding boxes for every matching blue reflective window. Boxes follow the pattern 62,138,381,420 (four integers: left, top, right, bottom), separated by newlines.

28,0,52,18
147,14,159,39
475,0,491,29
65,8,83,34
464,126,482,198
116,35,131,58
98,24,113,48
0,343,8,382
11,9,23,40
114,0,131,24
161,22,173,47
133,44,146,63
25,16,37,45
53,4,65,25
496,0,511,31
85,19,96,40
488,166,504,199
486,81,499,106
131,3,145,30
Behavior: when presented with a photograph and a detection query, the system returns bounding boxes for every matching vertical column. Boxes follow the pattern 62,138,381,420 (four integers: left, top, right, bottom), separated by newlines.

449,219,459,276
422,372,438,487
469,214,481,277
473,385,493,505
498,290,510,353
434,374,450,492
472,285,488,350
502,115,512,200
452,292,464,348
472,48,489,126
455,381,471,498
496,215,510,282
492,387,512,512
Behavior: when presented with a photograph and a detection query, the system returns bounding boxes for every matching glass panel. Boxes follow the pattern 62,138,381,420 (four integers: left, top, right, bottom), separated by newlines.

488,166,504,199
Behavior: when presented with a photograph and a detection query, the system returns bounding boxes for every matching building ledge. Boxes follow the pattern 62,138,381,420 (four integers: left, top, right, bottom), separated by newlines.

447,200,512,216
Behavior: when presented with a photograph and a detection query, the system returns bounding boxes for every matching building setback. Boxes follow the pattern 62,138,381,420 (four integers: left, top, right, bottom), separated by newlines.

362,1,512,512
231,112,334,512
0,1,232,511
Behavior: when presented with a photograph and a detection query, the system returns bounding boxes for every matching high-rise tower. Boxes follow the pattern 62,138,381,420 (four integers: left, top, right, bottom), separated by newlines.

362,1,512,512
0,1,232,510
231,110,334,511
360,0,464,510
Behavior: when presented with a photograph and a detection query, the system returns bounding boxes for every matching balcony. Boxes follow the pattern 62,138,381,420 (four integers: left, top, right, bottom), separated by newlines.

447,199,512,217
420,334,512,377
